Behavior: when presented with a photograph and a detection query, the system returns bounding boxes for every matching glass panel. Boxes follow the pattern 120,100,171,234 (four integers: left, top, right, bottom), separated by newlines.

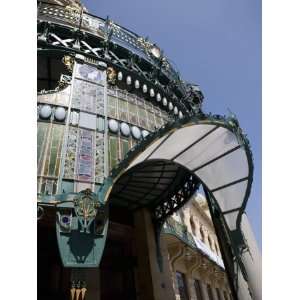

213,180,248,212
177,127,239,170
96,86,105,115
108,135,119,170
64,126,78,180
151,124,216,160
120,138,130,160
147,110,156,131
97,117,105,132
108,95,118,119
118,99,129,122
75,63,104,84
224,211,239,230
195,147,249,190
138,106,148,129
37,122,49,169
72,79,97,113
176,272,189,300
42,124,64,177
95,133,105,183
76,129,94,182
128,102,139,125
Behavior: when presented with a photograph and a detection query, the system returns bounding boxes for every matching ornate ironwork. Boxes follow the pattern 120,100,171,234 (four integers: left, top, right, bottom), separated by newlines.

74,189,101,233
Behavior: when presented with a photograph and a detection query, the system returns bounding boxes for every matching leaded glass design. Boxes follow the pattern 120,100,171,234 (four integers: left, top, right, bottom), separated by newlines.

118,99,129,122
120,137,130,160
64,126,79,179
108,135,119,170
37,122,49,169
95,133,105,183
95,86,105,115
40,124,64,177
97,117,105,132
128,102,139,125
76,129,94,182
75,63,104,84
39,178,58,195
37,85,71,107
147,110,156,131
176,272,189,300
138,106,148,129
108,95,118,119
72,79,97,112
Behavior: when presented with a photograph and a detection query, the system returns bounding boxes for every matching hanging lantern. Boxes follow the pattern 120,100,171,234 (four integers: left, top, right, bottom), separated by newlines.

142,84,148,93
126,75,132,85
162,97,168,107
117,71,123,81
150,88,155,98
134,79,140,89
156,93,161,102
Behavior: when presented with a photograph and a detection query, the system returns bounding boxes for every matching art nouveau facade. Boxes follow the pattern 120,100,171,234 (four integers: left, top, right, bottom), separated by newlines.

37,1,261,299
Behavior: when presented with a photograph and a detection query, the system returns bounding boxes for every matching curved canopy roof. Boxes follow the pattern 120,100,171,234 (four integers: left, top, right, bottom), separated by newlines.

109,115,253,232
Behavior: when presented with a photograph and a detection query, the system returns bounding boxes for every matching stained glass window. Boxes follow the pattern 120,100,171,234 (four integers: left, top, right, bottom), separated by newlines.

64,126,78,179
108,135,119,170
95,133,105,183
75,63,104,84
138,106,148,129
118,99,129,122
76,129,94,182
72,79,97,113
147,111,156,131
37,122,49,171
120,137,130,160
41,124,64,177
108,95,118,119
128,102,139,125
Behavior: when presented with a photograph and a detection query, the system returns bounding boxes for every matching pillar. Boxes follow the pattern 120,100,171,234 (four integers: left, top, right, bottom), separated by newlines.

200,281,210,300
211,286,219,300
134,208,176,300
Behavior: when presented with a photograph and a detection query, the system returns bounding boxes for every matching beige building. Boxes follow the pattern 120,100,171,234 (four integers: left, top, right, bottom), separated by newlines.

163,193,233,300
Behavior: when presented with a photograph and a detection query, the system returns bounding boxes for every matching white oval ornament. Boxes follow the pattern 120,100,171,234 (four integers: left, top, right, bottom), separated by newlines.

54,107,66,121
39,105,52,119
108,119,119,133
174,106,178,115
168,102,173,111
131,126,141,140
179,111,183,119
120,122,130,136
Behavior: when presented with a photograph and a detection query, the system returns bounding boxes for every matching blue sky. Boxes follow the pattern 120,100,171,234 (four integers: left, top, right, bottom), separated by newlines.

82,0,262,248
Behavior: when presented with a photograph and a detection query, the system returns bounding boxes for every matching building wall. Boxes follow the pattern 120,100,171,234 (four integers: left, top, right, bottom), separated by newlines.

163,193,233,300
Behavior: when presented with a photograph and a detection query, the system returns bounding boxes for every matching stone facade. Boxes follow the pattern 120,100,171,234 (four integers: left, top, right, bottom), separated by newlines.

162,193,233,300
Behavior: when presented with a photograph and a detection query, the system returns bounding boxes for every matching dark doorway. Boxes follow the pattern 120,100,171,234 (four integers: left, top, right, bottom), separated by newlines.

37,222,70,300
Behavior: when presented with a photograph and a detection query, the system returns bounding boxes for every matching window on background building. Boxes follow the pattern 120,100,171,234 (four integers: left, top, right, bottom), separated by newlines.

176,272,189,300
194,280,203,300
207,284,214,300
